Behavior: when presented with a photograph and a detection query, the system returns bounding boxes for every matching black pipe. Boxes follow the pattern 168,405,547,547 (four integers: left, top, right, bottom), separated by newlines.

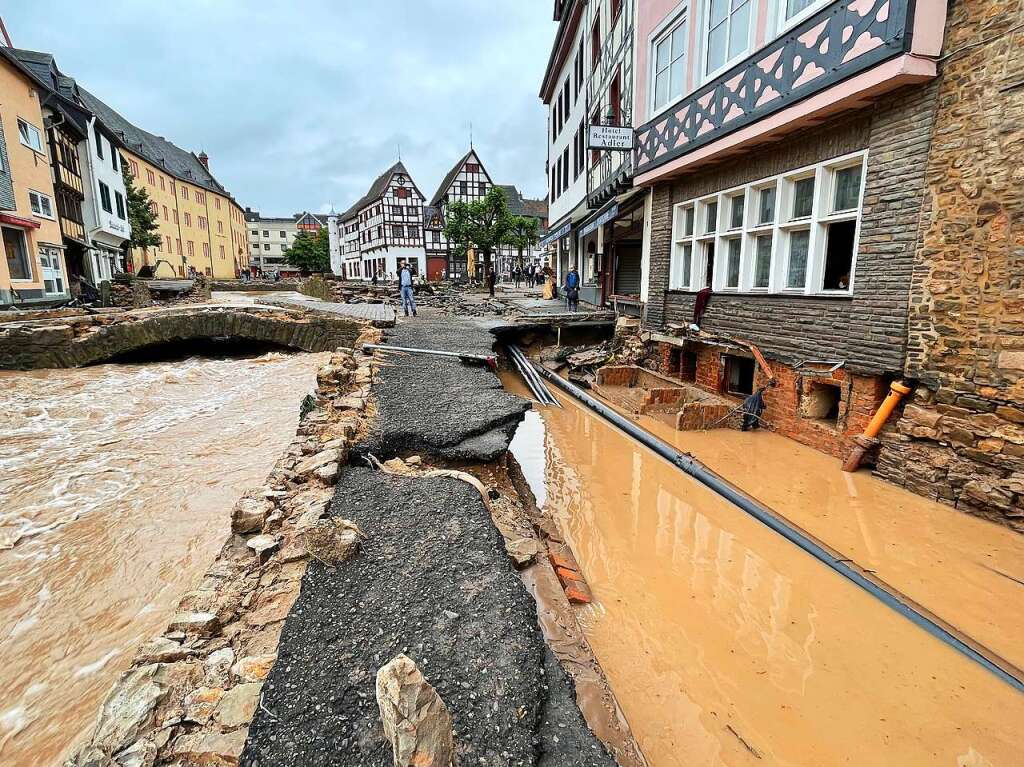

531,360,1024,695
506,345,546,404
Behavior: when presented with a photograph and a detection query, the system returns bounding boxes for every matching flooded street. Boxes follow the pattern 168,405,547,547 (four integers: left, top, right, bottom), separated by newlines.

505,374,1024,766
0,350,327,765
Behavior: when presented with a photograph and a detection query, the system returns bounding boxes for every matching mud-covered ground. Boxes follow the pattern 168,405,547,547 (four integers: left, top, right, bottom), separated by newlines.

242,317,615,765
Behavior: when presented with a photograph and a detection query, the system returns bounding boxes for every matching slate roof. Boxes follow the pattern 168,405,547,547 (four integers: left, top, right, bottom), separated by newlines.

244,210,325,225
498,185,547,222
339,161,409,221
77,85,231,197
2,48,90,136
429,149,475,207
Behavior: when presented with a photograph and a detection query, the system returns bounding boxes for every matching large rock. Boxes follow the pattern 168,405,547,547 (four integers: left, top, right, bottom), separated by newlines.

302,518,362,564
167,611,220,637
214,682,263,728
375,654,454,767
231,498,274,534
166,729,248,765
80,664,166,761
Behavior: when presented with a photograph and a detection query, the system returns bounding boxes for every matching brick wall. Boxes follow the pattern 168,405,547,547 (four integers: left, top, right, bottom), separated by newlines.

644,83,939,376
875,0,1024,530
658,341,888,458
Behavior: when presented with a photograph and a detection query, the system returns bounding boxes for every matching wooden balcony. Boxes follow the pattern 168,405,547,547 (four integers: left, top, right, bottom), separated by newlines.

635,0,917,177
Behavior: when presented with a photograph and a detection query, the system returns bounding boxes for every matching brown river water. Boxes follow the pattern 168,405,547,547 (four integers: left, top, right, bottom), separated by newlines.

504,373,1024,766
0,349,326,765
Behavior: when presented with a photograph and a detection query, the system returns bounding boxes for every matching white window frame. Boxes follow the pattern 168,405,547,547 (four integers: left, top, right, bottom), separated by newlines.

702,0,754,82
776,0,831,35
28,189,55,220
17,118,43,153
668,150,866,296
650,12,689,116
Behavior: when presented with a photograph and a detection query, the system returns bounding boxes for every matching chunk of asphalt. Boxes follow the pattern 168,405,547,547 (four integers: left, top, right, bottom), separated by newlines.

354,319,529,462
241,467,614,766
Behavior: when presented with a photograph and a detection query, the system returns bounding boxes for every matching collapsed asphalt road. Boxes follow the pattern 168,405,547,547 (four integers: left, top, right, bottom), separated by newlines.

356,320,529,462
242,317,616,765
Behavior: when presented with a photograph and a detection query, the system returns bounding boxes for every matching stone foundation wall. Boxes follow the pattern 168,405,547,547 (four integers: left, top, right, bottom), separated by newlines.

874,1,1024,530
65,332,382,766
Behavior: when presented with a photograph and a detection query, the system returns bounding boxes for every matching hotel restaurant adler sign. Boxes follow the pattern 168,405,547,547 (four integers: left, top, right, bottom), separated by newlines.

587,124,634,151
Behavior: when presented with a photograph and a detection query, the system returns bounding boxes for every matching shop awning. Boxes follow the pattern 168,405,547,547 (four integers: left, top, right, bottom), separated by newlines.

0,213,41,229
538,219,572,248
577,200,618,239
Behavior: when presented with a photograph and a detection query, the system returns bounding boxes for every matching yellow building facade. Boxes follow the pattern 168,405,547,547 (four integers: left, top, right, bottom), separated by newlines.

121,150,248,279
0,55,69,303
79,90,248,280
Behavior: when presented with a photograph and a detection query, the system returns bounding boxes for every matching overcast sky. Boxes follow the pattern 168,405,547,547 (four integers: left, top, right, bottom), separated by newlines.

5,2,554,215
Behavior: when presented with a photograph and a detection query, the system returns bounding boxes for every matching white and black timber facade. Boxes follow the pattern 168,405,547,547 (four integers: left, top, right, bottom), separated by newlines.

332,161,426,281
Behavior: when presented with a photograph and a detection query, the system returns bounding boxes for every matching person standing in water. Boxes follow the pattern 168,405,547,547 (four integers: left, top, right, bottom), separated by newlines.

398,260,417,317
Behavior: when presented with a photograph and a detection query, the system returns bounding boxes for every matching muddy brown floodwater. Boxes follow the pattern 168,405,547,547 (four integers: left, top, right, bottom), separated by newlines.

504,373,1024,766
0,350,327,766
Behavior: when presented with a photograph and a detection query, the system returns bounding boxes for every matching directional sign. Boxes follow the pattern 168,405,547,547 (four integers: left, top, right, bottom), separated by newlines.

587,125,634,151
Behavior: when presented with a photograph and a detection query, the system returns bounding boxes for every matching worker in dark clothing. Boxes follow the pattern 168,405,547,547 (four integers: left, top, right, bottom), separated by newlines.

487,267,497,297
564,265,580,312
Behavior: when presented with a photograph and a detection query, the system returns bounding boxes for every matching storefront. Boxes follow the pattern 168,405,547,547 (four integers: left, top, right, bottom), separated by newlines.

574,193,645,309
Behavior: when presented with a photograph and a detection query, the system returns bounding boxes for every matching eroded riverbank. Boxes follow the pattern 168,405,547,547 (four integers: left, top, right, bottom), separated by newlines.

0,351,327,765
506,374,1024,765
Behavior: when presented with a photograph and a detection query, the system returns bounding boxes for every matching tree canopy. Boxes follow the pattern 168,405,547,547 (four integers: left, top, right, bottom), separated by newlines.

122,165,162,253
443,186,514,275
284,228,331,273
506,216,539,267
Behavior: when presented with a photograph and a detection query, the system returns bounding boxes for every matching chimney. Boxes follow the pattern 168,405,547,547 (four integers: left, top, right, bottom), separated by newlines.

197,151,209,169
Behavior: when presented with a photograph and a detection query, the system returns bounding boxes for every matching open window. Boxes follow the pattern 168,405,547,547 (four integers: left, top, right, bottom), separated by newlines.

723,354,754,396
800,381,841,427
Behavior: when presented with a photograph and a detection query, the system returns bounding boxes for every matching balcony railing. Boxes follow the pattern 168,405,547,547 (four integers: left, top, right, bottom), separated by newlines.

635,0,914,176
587,148,633,207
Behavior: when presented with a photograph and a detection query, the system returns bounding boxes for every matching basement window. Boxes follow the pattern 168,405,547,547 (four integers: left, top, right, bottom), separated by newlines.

723,355,754,396
801,382,841,426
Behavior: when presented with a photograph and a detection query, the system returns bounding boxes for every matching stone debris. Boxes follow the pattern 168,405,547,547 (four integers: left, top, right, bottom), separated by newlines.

302,517,363,565
64,346,376,767
376,654,455,767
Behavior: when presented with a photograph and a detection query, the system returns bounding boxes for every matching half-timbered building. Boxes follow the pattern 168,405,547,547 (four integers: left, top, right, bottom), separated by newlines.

335,161,426,281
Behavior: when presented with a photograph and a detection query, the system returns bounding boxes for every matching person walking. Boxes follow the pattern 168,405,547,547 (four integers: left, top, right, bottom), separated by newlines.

564,265,580,312
399,261,417,317
486,266,497,297
513,266,521,288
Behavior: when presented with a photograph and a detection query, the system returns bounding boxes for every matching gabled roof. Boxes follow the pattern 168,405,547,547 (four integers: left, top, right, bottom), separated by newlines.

77,85,231,198
2,48,90,137
339,161,412,221
497,185,547,221
429,149,476,207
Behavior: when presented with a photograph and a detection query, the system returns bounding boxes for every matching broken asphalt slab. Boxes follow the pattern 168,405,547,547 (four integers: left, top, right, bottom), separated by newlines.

355,318,529,462
241,467,615,766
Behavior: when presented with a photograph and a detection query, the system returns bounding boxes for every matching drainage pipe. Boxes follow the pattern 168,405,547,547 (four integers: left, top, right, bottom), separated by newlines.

530,361,1024,695
507,344,560,407
841,380,913,472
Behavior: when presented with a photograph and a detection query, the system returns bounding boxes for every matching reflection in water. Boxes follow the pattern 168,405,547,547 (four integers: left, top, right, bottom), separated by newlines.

506,377,1024,766
0,351,326,766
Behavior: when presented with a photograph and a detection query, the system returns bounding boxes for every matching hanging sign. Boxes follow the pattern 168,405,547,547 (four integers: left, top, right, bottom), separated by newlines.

587,125,634,151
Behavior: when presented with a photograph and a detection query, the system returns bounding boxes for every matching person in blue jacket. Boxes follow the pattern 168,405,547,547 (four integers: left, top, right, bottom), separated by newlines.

564,265,580,312
398,260,417,317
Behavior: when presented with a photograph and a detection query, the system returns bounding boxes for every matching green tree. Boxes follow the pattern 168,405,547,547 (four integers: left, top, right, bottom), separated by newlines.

285,228,331,274
122,165,162,255
443,186,513,278
506,216,539,271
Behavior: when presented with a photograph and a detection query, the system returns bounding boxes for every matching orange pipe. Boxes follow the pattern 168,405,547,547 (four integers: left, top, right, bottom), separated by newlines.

841,380,912,472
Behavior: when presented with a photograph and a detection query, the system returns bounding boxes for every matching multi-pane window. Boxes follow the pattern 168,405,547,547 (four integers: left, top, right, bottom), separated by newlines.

653,17,687,111
98,182,112,214
18,119,43,152
669,152,866,294
705,0,752,76
29,190,55,219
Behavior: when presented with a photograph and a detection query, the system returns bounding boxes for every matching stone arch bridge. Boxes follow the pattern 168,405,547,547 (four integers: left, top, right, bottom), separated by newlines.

0,305,369,370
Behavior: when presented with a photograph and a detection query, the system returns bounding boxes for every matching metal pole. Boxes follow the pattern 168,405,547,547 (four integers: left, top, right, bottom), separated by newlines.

362,343,496,368
529,359,1024,695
